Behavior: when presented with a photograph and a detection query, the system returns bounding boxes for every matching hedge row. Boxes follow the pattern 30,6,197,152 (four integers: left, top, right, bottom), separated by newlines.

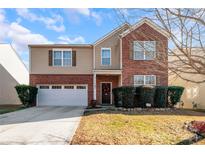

112,86,184,108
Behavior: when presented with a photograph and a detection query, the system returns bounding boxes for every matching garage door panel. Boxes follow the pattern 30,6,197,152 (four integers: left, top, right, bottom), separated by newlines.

37,85,88,106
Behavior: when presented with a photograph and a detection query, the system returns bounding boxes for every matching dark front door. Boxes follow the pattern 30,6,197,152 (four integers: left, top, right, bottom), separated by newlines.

101,83,111,104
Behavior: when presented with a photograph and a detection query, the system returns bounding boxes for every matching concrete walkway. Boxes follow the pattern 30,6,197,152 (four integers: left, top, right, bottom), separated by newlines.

0,106,84,145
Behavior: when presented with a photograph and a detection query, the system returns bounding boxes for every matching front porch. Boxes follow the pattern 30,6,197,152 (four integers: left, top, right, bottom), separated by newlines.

93,70,122,105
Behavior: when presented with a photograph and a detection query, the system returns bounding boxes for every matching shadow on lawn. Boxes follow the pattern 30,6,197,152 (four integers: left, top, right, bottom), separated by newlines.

176,135,205,145
83,108,205,117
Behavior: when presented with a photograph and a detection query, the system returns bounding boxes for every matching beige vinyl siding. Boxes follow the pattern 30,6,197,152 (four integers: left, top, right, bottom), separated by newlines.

30,47,93,74
169,75,205,109
94,26,129,70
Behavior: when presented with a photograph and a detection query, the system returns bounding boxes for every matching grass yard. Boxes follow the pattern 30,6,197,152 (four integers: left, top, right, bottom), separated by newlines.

71,109,205,145
0,105,24,115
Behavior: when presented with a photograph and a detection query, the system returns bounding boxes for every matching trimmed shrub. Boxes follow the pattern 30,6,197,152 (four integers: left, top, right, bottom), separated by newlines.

112,87,123,107
112,86,136,108
139,86,155,108
167,86,184,107
15,85,38,107
121,86,136,108
133,86,141,107
112,85,184,108
154,86,168,108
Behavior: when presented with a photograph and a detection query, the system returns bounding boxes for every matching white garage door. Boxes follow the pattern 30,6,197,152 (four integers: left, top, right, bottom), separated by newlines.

37,85,88,106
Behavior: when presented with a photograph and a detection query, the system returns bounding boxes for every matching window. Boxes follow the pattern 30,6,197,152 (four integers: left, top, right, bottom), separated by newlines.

39,86,49,89
101,48,111,66
145,75,156,85
134,75,156,86
53,49,72,67
133,41,156,60
77,86,86,89
53,51,62,66
133,42,144,60
52,86,62,89
63,51,72,66
64,86,74,89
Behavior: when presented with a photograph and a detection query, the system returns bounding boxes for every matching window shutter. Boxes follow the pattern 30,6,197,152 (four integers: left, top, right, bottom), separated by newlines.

72,50,76,66
48,50,53,66
129,41,134,59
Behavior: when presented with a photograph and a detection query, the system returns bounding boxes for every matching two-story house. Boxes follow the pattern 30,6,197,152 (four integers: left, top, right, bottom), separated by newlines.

29,18,169,106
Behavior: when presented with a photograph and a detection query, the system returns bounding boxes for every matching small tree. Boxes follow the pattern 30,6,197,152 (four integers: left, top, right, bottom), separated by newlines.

114,8,205,84
15,85,38,107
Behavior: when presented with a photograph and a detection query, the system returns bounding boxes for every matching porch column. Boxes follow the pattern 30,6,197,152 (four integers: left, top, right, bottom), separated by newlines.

93,73,96,100
118,74,122,86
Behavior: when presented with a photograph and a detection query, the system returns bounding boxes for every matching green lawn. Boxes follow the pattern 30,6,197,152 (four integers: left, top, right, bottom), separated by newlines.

0,105,24,115
71,109,205,145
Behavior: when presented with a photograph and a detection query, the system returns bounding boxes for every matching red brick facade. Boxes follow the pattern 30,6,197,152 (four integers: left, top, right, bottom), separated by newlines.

30,74,93,105
122,23,168,86
96,75,119,104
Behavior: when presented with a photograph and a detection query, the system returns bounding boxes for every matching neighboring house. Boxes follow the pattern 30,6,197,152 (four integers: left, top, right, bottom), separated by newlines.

169,75,205,109
0,44,29,105
29,18,169,106
169,48,205,109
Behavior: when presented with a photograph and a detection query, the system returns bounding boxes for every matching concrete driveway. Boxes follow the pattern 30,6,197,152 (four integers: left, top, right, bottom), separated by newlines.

0,106,84,145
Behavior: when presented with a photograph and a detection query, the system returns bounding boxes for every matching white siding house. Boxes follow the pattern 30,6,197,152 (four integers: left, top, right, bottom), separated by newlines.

0,44,29,105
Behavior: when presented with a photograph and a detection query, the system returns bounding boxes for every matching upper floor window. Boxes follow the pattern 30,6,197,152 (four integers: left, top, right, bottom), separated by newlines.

133,41,156,60
53,49,72,67
134,75,156,86
101,48,111,66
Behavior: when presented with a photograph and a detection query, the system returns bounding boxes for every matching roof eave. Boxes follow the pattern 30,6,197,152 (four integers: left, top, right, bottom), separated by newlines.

120,18,170,39
93,22,130,46
28,44,93,48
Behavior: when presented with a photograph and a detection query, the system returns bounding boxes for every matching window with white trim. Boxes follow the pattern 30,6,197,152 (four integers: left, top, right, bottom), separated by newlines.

53,49,72,66
133,41,156,60
134,75,156,86
77,86,86,89
64,86,74,89
52,85,62,89
39,85,49,89
101,48,111,66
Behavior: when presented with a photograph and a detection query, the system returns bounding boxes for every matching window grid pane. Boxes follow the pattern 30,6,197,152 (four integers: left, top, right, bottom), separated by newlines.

63,51,71,59
101,49,111,65
134,41,144,60
145,75,156,85
63,59,71,66
144,41,155,60
134,75,144,86
134,50,144,60
63,51,72,66
52,86,62,89
134,75,156,86
54,51,61,59
133,41,156,60
54,51,62,66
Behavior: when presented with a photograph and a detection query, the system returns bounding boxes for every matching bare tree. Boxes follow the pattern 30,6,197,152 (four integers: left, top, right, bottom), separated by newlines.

114,8,205,83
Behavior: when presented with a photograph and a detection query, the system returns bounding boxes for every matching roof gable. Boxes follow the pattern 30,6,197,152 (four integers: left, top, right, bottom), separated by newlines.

94,23,130,45
0,44,28,84
120,18,170,38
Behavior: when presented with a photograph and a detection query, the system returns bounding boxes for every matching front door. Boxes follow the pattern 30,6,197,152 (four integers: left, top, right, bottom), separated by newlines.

101,83,111,104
